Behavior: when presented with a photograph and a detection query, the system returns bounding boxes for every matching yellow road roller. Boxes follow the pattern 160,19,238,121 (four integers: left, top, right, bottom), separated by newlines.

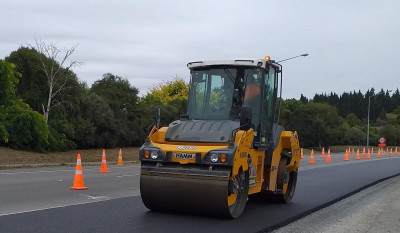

139,57,301,218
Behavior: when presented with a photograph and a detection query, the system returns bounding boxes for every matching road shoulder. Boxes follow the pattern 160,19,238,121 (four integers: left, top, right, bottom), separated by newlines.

273,175,400,233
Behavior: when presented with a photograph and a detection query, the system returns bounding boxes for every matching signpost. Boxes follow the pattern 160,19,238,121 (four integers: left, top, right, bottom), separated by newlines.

378,137,386,147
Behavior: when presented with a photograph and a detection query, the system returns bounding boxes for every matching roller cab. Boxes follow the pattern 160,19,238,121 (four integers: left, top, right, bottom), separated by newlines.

139,58,300,218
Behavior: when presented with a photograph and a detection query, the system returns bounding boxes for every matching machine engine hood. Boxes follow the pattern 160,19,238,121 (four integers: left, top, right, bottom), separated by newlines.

165,120,240,143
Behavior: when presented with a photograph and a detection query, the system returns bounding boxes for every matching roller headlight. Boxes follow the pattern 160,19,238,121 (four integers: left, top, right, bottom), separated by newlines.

139,145,165,162
203,149,235,166
210,153,219,163
150,151,158,160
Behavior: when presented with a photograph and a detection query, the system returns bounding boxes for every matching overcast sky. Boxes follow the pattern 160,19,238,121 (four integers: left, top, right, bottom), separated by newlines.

2,0,399,99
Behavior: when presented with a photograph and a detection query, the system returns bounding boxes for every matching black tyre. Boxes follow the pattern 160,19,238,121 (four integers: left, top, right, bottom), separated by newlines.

227,170,249,218
275,157,298,203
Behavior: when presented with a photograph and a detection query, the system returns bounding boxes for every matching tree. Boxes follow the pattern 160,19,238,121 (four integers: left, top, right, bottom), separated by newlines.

393,105,400,115
343,127,365,145
379,125,400,146
142,78,189,105
0,60,19,143
344,113,362,127
287,102,345,148
1,99,49,151
0,60,49,151
5,47,47,112
0,60,21,106
0,60,21,143
299,94,308,104
30,40,81,122
89,73,143,147
278,98,303,128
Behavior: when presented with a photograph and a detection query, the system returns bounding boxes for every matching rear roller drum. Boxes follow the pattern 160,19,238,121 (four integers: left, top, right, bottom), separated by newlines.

275,157,298,203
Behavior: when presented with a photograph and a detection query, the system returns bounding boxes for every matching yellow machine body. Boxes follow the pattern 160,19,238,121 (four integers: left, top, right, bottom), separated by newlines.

139,58,301,218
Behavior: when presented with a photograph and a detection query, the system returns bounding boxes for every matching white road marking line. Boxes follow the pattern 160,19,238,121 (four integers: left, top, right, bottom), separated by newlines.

0,165,141,175
0,170,73,175
0,194,137,217
79,194,109,200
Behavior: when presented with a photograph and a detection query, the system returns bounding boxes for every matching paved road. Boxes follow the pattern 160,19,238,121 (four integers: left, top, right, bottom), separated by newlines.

0,153,399,233
0,165,140,216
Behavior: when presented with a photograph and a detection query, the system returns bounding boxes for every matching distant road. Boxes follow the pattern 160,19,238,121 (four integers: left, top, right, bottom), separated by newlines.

0,153,399,233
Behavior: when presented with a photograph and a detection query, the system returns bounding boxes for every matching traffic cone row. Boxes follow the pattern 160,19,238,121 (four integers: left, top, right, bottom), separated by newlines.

304,146,400,165
70,148,124,190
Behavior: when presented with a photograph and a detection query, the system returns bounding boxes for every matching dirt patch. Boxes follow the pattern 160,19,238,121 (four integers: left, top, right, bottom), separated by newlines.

0,147,140,166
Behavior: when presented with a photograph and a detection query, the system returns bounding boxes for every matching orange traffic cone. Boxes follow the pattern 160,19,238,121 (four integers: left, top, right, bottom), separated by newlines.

352,147,354,155
366,148,371,159
309,149,315,164
117,148,123,165
70,154,88,190
377,148,381,158
395,147,398,154
355,148,360,160
344,149,349,161
99,149,110,173
390,148,393,157
326,149,331,163
321,147,325,158
361,147,366,159
371,147,374,154
386,147,389,153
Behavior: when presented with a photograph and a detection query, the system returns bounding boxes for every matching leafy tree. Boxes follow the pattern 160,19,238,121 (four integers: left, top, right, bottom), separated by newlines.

379,125,400,146
278,98,302,128
299,94,308,104
1,99,49,151
343,127,365,145
287,102,345,148
6,46,85,151
77,93,116,148
5,47,47,112
142,78,189,128
393,105,400,115
89,74,143,147
0,60,21,106
142,78,189,105
344,113,362,127
0,60,48,151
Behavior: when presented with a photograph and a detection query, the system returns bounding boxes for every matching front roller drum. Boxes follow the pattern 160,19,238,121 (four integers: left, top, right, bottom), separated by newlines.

140,165,248,218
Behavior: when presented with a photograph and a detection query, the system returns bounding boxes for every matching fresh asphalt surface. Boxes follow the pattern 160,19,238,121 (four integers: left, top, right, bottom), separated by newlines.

1,153,400,233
